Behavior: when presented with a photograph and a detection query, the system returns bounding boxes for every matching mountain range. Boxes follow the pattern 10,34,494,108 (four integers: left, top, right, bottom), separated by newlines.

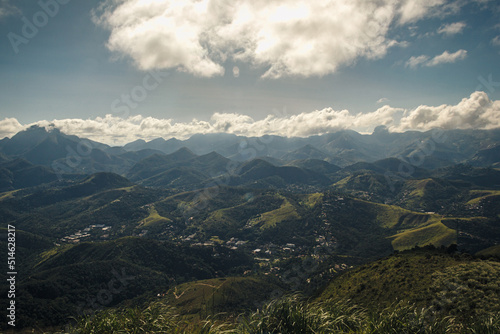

1,125,500,193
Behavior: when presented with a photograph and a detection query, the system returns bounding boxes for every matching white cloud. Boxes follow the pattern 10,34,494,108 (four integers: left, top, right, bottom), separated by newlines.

426,49,467,66
377,97,390,104
405,49,467,68
4,93,499,145
0,118,23,139
492,36,500,46
0,0,20,20
405,55,430,69
394,91,500,131
398,0,448,24
92,0,462,79
19,107,400,145
232,66,240,78
437,21,466,35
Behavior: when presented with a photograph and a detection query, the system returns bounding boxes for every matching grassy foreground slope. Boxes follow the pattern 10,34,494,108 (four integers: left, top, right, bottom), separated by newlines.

65,248,500,334
318,247,500,318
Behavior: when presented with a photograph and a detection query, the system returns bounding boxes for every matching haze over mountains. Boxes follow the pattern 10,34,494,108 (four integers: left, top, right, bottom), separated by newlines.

1,125,500,189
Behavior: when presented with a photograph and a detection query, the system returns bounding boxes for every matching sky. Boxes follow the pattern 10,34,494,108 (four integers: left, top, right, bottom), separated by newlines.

0,0,499,145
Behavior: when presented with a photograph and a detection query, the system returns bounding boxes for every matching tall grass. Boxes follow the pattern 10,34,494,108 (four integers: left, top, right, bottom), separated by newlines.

235,295,365,333
65,296,500,334
67,302,181,334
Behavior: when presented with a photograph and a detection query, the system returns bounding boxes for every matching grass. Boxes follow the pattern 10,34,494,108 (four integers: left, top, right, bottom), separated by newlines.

64,294,500,334
139,205,172,227
405,179,437,197
116,185,137,192
390,222,456,251
206,202,249,226
248,199,300,230
467,190,500,205
0,189,18,201
429,261,500,317
318,249,475,311
34,244,73,268
354,198,440,229
372,204,413,229
161,277,281,322
301,192,324,208
45,249,500,333
66,302,182,334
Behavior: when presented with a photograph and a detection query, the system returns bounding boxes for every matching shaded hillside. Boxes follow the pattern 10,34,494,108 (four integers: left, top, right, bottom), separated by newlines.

281,144,331,161
331,171,403,201
128,151,334,190
3,127,500,180
468,144,500,167
285,159,341,178
162,276,283,322
432,164,500,189
0,126,108,164
395,178,463,212
0,237,253,329
0,173,166,238
0,158,60,191
228,158,331,189
342,157,430,179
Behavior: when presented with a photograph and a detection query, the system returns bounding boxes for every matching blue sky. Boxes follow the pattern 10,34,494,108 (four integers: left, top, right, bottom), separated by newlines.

0,0,499,144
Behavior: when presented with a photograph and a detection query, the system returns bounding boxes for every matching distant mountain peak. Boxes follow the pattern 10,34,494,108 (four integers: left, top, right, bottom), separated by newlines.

170,147,197,160
282,144,330,161
149,137,166,144
201,151,225,159
373,125,389,135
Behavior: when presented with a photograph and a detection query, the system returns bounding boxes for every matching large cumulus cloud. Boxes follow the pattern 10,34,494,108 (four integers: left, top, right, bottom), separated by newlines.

2,92,499,145
91,0,466,78
395,91,500,131
0,117,23,139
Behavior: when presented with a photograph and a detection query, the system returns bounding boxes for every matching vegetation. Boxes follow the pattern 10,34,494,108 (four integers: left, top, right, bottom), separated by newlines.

2,127,500,331
390,222,456,251
64,294,500,334
248,198,300,230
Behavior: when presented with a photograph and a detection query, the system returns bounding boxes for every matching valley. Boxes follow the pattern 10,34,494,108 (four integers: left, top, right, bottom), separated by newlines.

0,126,499,332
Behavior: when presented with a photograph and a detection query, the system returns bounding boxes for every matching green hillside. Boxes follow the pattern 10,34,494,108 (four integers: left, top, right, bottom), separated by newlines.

161,276,282,322
67,249,500,334
248,198,300,230
467,189,500,205
318,248,500,318
390,222,456,251
137,205,172,228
